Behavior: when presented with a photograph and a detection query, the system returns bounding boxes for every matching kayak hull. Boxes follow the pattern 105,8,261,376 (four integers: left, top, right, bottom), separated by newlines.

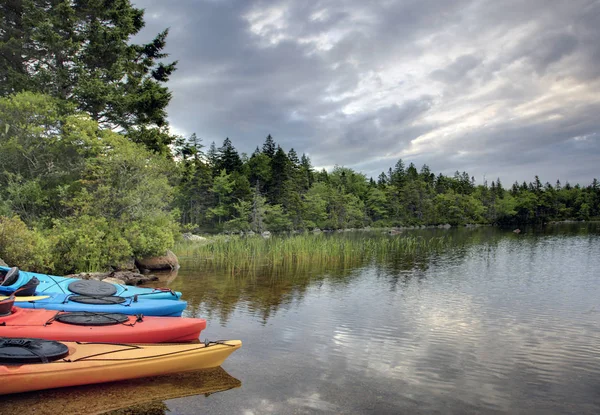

0,340,242,395
0,307,205,343
0,266,182,300
4,293,187,317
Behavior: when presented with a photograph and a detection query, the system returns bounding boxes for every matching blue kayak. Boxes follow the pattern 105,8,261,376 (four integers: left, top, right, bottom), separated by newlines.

0,266,182,300
6,293,187,317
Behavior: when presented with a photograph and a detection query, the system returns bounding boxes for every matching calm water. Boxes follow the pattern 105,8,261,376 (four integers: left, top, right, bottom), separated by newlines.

7,224,600,414
163,223,600,414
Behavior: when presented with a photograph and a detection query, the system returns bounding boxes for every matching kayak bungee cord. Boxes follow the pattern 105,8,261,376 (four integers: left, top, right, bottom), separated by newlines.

36,273,67,294
61,294,133,306
63,340,239,363
43,311,145,327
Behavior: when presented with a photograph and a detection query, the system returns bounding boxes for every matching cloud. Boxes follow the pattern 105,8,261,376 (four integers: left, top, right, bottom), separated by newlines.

133,0,600,185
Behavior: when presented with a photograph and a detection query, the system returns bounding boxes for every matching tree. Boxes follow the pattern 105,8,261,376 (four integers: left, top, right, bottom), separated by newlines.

299,153,314,190
207,170,234,226
207,141,219,170
216,137,242,173
250,183,267,233
0,0,177,153
268,146,290,204
262,134,276,158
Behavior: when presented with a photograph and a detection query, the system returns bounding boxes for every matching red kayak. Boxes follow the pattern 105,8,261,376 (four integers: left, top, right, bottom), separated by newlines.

0,302,206,343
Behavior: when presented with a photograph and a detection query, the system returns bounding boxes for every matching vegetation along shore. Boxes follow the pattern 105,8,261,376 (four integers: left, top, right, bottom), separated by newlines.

0,1,598,275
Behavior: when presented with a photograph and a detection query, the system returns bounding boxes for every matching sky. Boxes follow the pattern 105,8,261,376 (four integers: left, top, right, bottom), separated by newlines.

132,0,600,186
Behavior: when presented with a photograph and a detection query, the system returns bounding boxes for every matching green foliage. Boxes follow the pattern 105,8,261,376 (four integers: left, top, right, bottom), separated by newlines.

49,215,131,274
0,215,52,272
265,204,292,232
0,93,179,272
123,213,178,259
0,0,177,153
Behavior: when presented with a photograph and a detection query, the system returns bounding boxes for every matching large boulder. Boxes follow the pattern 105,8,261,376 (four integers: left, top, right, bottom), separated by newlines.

135,250,179,271
0,258,7,267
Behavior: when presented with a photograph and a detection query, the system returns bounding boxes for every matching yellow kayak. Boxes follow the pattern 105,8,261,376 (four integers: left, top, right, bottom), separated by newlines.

0,339,241,395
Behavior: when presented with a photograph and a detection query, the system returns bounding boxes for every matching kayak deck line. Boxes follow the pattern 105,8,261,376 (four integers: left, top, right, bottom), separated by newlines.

61,340,239,363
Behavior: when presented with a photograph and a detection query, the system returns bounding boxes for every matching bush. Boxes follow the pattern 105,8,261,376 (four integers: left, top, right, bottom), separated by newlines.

49,215,132,274
0,216,53,272
124,213,179,258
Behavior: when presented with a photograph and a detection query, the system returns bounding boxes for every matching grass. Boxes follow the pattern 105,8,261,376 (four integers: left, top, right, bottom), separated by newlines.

173,232,450,271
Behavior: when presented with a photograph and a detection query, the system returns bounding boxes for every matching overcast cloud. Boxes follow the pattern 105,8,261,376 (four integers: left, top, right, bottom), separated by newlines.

133,0,600,185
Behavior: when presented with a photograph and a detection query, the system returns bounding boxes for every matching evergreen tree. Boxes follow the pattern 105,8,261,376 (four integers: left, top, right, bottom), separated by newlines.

0,0,177,153
268,146,290,204
377,172,388,188
299,153,314,190
216,138,242,173
262,134,276,158
390,159,406,188
207,141,219,170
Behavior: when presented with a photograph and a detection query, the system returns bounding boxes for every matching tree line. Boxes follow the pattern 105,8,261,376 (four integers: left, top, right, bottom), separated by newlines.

0,1,597,273
174,134,600,232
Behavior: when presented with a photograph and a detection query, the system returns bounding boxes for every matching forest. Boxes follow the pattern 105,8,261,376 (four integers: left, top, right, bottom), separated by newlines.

0,1,598,273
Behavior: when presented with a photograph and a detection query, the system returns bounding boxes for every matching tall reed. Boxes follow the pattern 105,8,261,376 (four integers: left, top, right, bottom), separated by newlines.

173,233,450,271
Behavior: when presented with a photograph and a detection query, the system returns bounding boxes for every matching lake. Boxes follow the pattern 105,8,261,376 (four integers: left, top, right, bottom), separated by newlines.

6,223,600,414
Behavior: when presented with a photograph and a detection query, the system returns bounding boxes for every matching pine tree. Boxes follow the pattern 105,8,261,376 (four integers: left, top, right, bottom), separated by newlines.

0,0,177,153
262,134,276,158
207,142,219,170
299,153,314,190
216,138,242,173
268,146,290,204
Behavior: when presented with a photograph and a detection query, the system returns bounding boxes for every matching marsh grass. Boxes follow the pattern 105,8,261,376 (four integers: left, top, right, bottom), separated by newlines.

173,233,450,271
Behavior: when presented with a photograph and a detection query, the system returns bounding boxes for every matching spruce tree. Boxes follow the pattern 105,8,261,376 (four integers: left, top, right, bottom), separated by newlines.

216,138,242,173
0,0,177,153
262,134,276,158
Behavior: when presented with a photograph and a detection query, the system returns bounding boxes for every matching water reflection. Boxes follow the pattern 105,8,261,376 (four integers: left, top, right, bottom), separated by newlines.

4,367,241,415
166,223,600,414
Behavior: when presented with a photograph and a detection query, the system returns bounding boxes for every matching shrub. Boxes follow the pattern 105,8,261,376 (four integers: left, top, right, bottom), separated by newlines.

0,216,53,272
48,215,132,274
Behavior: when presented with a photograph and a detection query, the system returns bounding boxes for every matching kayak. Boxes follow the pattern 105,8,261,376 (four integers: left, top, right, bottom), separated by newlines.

0,338,242,395
0,293,187,316
0,304,205,343
0,266,182,300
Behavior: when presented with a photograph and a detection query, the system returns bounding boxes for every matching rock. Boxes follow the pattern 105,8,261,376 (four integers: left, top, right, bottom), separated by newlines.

513,228,521,234
111,271,158,285
66,270,158,286
103,277,126,285
0,258,7,267
71,272,110,281
111,257,138,272
182,233,208,242
312,228,321,234
261,231,271,239
135,250,179,271
246,230,255,236
388,229,402,235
